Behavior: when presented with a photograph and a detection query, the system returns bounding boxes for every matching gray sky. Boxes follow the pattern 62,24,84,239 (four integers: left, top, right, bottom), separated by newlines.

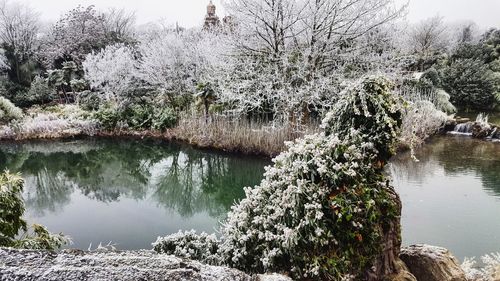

19,0,500,29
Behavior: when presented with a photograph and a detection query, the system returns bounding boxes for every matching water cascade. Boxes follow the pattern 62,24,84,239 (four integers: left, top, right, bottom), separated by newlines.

451,122,473,135
446,114,500,141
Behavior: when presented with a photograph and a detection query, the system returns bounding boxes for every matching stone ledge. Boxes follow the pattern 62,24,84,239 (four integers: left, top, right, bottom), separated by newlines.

400,244,467,281
0,248,291,281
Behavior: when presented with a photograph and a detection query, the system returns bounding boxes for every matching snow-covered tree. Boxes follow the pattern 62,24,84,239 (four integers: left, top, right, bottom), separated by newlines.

212,0,406,122
225,0,302,58
404,16,450,71
40,5,108,68
0,0,39,60
135,31,201,102
102,8,136,43
299,0,405,75
0,0,39,85
408,16,449,56
83,44,137,97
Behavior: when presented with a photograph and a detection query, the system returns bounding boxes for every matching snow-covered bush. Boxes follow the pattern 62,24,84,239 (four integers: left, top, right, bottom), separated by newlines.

25,76,57,106
11,113,98,139
462,253,500,281
83,44,137,97
398,86,452,149
1,105,98,140
214,55,343,122
322,77,403,161
76,90,102,111
93,103,178,132
400,100,449,148
0,96,23,122
153,230,220,265
154,77,405,280
0,171,26,246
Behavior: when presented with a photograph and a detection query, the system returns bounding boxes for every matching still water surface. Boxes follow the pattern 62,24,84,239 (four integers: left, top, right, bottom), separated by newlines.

390,136,500,259
0,136,498,260
0,139,268,250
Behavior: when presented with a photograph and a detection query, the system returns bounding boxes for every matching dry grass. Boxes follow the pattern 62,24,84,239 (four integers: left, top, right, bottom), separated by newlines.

171,115,320,156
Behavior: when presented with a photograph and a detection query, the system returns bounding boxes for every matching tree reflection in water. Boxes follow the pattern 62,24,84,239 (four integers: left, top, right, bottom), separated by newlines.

390,136,500,198
0,139,269,219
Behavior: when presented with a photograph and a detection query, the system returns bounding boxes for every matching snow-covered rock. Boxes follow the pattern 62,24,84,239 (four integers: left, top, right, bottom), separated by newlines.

0,248,291,281
400,244,467,281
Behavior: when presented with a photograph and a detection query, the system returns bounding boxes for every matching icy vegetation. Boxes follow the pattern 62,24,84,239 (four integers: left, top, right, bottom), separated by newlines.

0,96,23,122
462,253,500,281
0,105,98,140
154,77,406,280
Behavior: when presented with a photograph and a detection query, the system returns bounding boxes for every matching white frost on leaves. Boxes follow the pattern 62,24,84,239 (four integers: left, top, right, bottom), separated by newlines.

83,44,137,96
154,77,403,280
462,253,500,281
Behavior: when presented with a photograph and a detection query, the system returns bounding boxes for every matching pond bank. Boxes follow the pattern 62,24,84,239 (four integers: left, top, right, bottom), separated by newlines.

0,124,298,158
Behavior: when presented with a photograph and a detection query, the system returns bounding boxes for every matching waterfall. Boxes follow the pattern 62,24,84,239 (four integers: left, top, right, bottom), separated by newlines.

449,122,473,136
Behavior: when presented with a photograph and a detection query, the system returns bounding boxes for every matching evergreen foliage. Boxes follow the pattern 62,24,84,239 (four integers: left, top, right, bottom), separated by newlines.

441,58,499,110
0,171,68,250
0,96,23,122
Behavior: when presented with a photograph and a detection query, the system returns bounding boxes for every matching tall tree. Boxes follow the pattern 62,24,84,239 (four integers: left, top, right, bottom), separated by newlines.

0,0,40,85
102,8,136,43
40,5,108,69
407,16,449,71
217,0,406,121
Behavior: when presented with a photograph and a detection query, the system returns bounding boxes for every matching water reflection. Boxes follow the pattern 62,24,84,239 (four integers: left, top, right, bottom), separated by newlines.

390,136,500,260
391,136,500,198
0,139,268,249
1,136,498,256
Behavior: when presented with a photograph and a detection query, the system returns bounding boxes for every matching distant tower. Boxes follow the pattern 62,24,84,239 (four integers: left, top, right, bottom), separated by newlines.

204,1,220,29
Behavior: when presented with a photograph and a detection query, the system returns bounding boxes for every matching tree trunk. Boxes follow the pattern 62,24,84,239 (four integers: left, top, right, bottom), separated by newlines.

364,186,415,281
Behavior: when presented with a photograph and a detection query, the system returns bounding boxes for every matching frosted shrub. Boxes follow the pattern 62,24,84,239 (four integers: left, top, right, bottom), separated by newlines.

0,96,23,122
155,77,405,280
322,77,403,161
0,171,26,246
398,86,453,148
1,105,98,139
400,100,449,148
462,253,500,281
153,230,220,265
83,44,137,96
219,130,397,279
219,77,403,279
15,113,98,138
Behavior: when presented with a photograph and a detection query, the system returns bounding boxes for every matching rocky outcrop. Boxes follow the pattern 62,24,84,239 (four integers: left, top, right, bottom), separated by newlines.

0,248,292,281
471,122,493,139
385,260,417,281
446,119,500,141
493,266,500,281
400,244,467,281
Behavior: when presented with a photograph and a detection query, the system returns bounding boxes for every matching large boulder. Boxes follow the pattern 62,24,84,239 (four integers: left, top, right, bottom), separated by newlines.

0,248,291,281
400,244,467,281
